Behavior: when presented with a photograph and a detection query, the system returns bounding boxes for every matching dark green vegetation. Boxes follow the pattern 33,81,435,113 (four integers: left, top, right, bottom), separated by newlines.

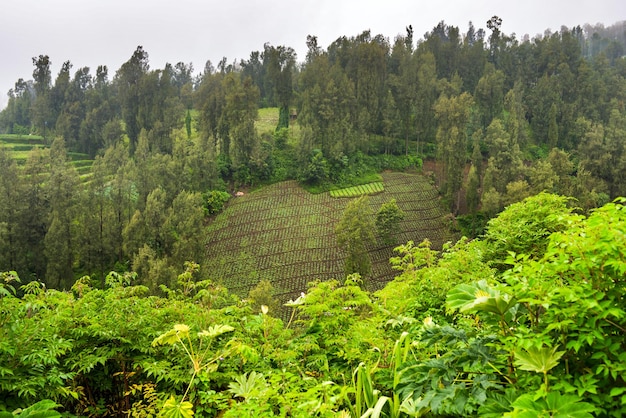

1,194,625,416
205,172,450,300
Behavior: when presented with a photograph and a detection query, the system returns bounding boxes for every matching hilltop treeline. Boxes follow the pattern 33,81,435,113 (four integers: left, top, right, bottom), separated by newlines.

0,18,625,288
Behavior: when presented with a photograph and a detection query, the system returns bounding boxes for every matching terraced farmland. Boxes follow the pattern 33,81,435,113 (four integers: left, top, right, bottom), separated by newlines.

1,134,94,181
0,134,47,162
204,172,454,302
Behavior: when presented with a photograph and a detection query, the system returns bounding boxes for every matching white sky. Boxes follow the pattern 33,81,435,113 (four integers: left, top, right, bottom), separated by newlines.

1,0,624,109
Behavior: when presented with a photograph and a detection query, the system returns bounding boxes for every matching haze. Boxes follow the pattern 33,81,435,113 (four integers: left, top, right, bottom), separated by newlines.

1,0,624,109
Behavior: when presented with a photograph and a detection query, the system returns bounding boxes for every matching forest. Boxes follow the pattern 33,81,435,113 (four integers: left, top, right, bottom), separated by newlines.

0,16,625,417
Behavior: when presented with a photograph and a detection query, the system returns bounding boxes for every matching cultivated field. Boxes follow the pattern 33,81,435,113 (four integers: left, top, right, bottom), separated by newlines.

0,134,93,180
204,172,453,302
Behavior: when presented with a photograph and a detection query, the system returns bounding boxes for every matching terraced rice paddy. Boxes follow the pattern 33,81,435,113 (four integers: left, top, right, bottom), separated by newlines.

205,172,454,302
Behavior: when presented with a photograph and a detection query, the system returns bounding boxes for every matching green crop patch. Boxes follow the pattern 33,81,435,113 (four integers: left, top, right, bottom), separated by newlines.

329,182,384,198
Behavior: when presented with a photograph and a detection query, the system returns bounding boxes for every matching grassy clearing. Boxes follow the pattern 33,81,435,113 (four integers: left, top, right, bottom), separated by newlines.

255,107,302,140
256,107,280,134
204,172,453,303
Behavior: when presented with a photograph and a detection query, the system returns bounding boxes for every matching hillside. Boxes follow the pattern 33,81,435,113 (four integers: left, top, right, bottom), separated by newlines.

204,171,453,300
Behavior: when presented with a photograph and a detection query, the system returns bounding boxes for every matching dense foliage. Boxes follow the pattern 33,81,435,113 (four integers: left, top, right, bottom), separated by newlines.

1,194,624,417
0,18,625,289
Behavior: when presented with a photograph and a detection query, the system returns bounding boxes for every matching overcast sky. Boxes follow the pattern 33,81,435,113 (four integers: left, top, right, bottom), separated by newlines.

1,0,624,109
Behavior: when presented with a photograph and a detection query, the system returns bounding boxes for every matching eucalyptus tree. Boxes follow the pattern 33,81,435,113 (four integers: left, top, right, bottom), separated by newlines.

414,48,438,156
388,28,418,154
17,148,50,280
44,138,81,288
195,70,226,155
263,44,296,130
481,118,525,210
75,153,117,285
422,21,462,81
219,72,260,183
434,91,474,213
115,46,149,153
2,79,33,133
57,66,91,151
49,60,72,129
298,52,356,158
31,55,53,138
474,63,505,129
0,149,24,272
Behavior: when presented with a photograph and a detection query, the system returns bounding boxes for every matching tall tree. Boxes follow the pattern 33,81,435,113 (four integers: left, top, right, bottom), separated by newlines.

31,55,52,138
50,60,72,128
0,149,24,272
388,29,417,154
220,73,260,182
482,118,524,194
486,15,506,69
335,195,375,276
263,44,296,130
19,148,50,279
434,92,474,213
3,79,33,134
44,138,80,288
75,153,117,286
414,49,438,156
164,191,206,268
116,46,149,153
474,63,505,129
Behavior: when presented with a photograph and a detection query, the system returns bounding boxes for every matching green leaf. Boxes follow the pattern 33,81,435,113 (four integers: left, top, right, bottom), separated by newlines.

505,392,596,418
361,396,390,418
514,345,565,374
446,280,515,316
11,400,61,418
478,391,517,417
161,395,194,418
152,324,189,346
544,392,596,416
198,324,234,338
228,371,267,400
610,387,626,397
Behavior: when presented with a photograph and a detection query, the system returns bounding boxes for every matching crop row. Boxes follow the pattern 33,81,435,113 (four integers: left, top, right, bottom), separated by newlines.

222,204,331,227
208,216,336,244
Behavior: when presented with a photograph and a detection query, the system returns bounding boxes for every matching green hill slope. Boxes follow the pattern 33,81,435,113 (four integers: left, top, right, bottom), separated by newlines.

205,172,453,301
